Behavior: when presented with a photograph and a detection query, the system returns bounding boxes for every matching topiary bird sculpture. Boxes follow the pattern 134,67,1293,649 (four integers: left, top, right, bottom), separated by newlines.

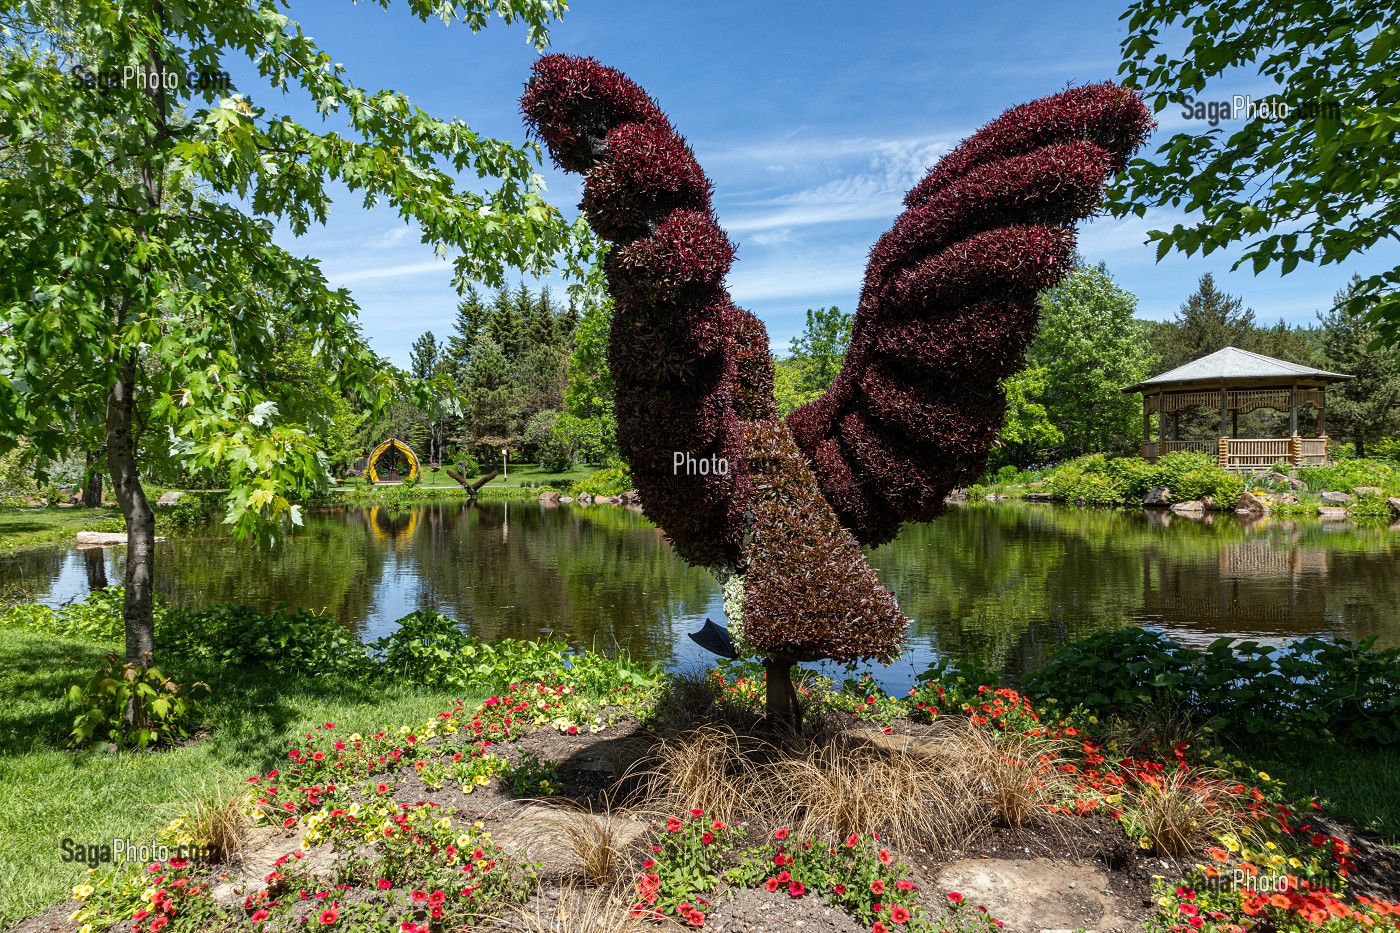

521,56,1153,728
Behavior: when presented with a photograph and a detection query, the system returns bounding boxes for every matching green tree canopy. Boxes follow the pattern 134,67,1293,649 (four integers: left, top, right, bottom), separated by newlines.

0,0,585,666
773,306,852,415
1112,1,1400,343
1026,262,1151,458
1318,276,1400,457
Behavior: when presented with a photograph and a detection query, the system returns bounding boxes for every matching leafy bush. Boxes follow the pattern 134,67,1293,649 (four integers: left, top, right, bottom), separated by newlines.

1041,453,1244,507
1026,627,1400,745
67,654,210,750
164,603,375,679
153,490,224,529
569,465,633,498
1297,458,1397,496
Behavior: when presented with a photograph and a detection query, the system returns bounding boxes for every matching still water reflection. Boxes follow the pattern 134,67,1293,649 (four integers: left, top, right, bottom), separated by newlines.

2,501,1396,688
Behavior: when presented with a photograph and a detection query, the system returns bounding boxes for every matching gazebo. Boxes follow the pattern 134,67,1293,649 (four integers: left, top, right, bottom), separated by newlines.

1121,347,1352,472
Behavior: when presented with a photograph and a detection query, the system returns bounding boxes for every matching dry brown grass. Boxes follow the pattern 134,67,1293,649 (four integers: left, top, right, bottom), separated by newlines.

963,727,1077,829
174,781,250,865
760,722,993,849
523,802,642,887
628,725,758,826
505,885,656,933
1127,766,1246,856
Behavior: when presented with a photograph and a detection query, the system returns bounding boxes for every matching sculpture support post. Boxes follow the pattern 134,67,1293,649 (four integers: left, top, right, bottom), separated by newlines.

763,655,800,734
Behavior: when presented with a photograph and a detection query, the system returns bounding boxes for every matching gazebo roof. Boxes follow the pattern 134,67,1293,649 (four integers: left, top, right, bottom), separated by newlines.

1121,346,1352,393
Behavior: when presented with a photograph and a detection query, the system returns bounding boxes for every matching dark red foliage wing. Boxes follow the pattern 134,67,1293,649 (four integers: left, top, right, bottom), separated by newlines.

788,85,1154,547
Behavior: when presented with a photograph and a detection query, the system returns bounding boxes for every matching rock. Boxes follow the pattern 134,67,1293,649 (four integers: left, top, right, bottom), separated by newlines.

57,501,74,508
1025,492,1053,503
76,531,168,548
576,493,594,504
22,496,46,507
1236,490,1270,514
1275,493,1300,506
1170,499,1205,514
1027,481,1044,489
1288,476,1309,492
1390,497,1400,519
1320,491,1354,506
536,490,560,501
1143,487,1171,507
156,490,184,506
1268,470,1291,484
984,494,1008,502
1317,506,1349,520
935,858,1137,933
599,496,622,505
1201,495,1215,510
1353,486,1384,497
558,496,574,503
946,489,969,502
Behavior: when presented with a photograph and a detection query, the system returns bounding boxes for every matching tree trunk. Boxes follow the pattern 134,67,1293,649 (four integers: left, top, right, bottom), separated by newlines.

84,548,109,591
763,655,801,734
1356,437,1366,459
107,353,156,667
83,449,104,507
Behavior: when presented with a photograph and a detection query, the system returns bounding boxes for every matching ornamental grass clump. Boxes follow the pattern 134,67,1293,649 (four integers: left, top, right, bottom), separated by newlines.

509,884,650,933
630,725,758,828
521,55,1151,728
964,727,1077,829
524,802,641,887
1125,766,1247,857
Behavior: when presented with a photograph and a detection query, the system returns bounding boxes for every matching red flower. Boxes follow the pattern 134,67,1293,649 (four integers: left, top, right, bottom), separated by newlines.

377,879,392,890
250,909,270,922
318,906,339,925
690,808,704,818
666,817,683,832
947,892,964,904
833,884,847,895
774,828,789,840
878,848,893,865
764,878,780,893
890,905,911,925
870,880,885,895
789,881,806,897
701,832,715,845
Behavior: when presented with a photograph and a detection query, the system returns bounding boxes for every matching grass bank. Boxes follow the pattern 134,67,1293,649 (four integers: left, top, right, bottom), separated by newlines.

0,506,124,557
0,626,486,925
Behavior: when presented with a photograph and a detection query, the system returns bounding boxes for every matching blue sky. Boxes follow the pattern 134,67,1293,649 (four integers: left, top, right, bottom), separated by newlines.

239,0,1397,367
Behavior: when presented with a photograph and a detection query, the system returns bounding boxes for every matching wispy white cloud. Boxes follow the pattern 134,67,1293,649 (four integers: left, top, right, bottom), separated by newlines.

326,259,454,285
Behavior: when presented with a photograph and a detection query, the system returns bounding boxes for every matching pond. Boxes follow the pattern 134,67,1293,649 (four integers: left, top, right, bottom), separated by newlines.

3,501,1398,689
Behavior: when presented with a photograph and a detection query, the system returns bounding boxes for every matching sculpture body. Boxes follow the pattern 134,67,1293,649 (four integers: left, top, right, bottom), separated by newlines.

521,57,1152,717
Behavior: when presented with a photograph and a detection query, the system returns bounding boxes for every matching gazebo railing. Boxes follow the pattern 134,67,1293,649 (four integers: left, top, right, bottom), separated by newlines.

1224,438,1291,471
1143,436,1329,471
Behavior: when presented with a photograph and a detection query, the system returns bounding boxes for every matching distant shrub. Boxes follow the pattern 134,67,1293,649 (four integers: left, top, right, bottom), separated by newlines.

1041,453,1244,507
1026,628,1400,746
570,465,633,498
1297,458,1397,496
67,654,209,751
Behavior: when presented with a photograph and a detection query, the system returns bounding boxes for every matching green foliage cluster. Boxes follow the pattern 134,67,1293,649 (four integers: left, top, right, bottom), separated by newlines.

1041,452,1244,507
67,654,209,751
568,465,632,498
1026,627,1400,745
773,307,852,415
1296,458,1398,496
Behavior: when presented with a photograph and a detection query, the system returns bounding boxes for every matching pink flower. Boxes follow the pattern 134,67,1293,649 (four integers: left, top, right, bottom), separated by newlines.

789,881,806,897
947,891,964,905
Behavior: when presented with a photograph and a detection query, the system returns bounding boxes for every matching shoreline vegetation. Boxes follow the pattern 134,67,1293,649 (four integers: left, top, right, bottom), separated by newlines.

962,453,1400,523
0,591,1397,930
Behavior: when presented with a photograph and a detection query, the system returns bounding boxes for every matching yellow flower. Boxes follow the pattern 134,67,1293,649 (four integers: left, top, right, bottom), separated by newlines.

350,733,362,742
1258,772,1270,781
457,834,471,847
1265,841,1277,850
1289,858,1302,868
1159,897,1172,907
474,775,490,786
1088,715,1099,724
1139,836,1152,849
73,884,94,900
436,817,452,830
1223,837,1241,853
474,821,484,830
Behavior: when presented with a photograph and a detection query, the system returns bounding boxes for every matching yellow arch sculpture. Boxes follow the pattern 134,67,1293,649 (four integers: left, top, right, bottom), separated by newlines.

367,438,420,483
367,506,419,546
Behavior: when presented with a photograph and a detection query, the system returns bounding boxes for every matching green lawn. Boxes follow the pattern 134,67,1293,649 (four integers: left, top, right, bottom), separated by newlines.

0,506,125,557
0,627,485,926
1234,736,1400,843
336,462,601,495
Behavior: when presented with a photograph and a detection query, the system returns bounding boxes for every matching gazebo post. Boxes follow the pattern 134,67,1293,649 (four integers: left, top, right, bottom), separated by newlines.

1289,383,1298,437
1218,386,1229,468
1156,392,1166,459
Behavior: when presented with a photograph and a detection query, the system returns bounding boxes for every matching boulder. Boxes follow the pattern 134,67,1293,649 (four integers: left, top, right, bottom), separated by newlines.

1170,500,1205,515
984,494,1008,502
1288,476,1309,492
1353,486,1384,497
156,490,184,506
1143,487,1172,507
1267,471,1291,485
599,496,622,505
1317,506,1349,520
1275,493,1301,505
76,531,168,548
1389,497,1400,519
536,490,560,502
1201,495,1215,510
1024,492,1053,503
576,492,594,504
1320,491,1354,506
558,496,574,503
1236,490,1270,514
